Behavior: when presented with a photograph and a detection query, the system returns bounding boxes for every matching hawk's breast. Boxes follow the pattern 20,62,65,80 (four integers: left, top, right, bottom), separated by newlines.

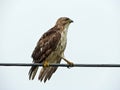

45,27,68,63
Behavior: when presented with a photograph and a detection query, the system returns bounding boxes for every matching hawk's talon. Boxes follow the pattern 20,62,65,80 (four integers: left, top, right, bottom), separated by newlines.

67,62,74,68
43,61,49,67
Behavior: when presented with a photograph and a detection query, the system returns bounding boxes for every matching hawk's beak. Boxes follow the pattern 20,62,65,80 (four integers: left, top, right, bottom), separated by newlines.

70,20,73,23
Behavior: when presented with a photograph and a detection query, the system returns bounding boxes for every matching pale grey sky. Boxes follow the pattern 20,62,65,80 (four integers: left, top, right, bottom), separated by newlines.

0,0,120,90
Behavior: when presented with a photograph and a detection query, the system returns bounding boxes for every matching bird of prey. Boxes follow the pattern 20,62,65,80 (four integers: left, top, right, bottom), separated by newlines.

29,17,74,82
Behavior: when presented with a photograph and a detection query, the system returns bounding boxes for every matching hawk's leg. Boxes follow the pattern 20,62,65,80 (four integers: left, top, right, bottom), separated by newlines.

61,56,74,68
43,61,49,67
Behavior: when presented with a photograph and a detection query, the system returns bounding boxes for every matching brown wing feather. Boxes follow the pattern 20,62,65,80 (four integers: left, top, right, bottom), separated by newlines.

29,26,61,80
32,27,61,63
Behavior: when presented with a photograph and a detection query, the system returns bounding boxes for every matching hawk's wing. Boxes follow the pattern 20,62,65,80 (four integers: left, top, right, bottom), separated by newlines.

32,27,61,63
29,27,61,80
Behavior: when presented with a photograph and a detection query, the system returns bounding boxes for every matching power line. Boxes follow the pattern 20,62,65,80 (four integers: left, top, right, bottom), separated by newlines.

0,63,120,67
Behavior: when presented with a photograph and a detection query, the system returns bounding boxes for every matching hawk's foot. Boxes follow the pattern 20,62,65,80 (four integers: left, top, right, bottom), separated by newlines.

67,61,74,68
60,56,74,68
43,61,49,67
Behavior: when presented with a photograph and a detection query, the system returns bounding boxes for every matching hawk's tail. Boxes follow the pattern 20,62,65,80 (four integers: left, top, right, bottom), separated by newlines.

38,67,58,83
29,66,38,80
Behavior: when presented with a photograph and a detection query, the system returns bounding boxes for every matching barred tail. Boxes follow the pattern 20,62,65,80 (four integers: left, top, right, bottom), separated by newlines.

38,67,58,83
29,66,38,80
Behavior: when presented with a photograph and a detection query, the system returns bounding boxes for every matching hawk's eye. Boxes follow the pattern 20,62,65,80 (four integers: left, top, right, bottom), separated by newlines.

65,18,69,21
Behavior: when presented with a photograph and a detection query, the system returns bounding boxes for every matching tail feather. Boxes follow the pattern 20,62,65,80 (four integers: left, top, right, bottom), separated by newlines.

44,67,57,81
38,67,58,82
29,66,38,80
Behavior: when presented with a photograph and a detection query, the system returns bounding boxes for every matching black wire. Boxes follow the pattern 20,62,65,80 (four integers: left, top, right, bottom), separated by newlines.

0,63,120,67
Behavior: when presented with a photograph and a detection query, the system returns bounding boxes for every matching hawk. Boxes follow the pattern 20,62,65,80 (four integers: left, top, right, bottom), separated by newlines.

29,17,74,82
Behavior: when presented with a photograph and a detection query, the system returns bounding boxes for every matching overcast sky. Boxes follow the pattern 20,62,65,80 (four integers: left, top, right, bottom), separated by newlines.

0,0,120,90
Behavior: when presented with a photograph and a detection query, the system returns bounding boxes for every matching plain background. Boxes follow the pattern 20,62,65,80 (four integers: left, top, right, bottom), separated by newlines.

0,0,120,90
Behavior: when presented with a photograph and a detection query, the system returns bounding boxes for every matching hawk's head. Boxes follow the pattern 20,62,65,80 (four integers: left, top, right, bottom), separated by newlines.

56,17,73,26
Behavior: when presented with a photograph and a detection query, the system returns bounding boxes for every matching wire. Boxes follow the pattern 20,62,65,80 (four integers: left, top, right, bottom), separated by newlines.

0,63,120,67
